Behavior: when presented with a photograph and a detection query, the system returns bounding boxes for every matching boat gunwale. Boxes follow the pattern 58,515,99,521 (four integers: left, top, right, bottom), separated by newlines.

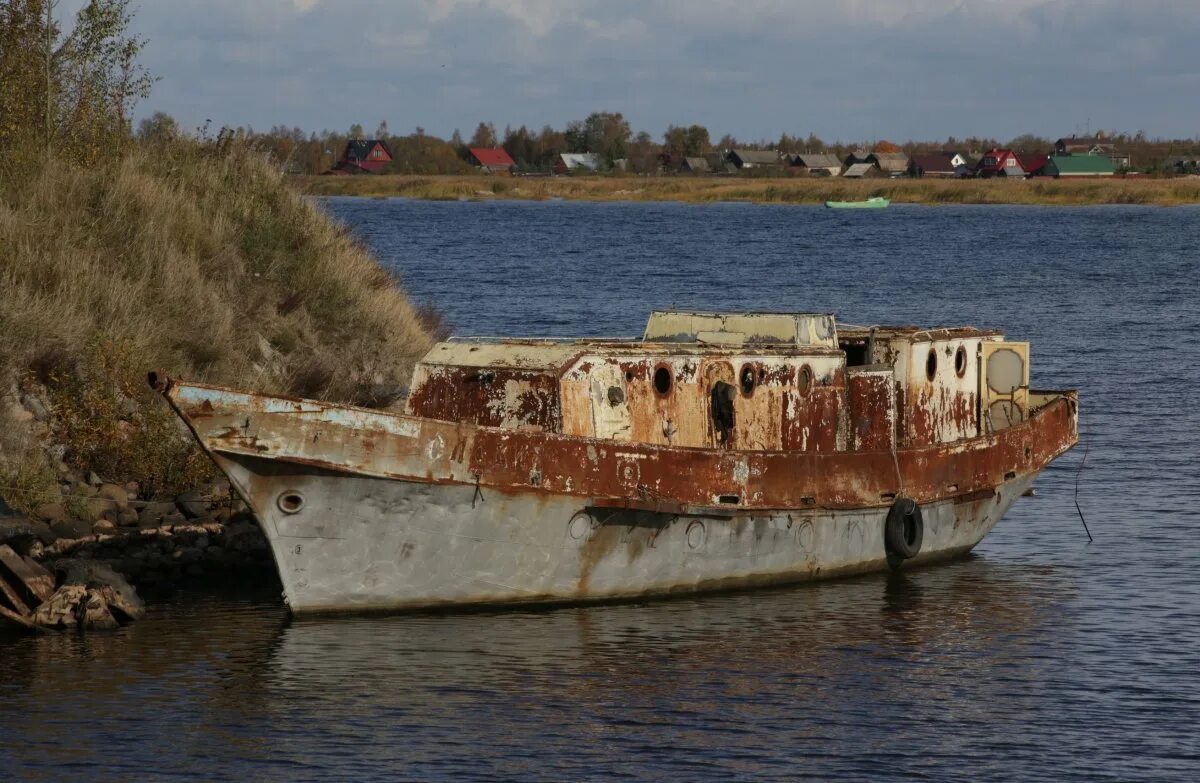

156,374,1078,512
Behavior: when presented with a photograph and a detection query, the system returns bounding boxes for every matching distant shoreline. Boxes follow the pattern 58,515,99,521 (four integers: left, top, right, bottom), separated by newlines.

294,174,1200,206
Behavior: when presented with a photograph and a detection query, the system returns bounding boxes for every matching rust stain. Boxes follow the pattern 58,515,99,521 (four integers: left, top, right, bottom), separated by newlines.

156,314,1078,525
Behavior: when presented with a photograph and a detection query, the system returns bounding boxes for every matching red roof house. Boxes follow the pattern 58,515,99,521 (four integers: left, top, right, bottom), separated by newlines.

1017,153,1049,177
976,149,1025,178
468,147,516,173
330,139,392,174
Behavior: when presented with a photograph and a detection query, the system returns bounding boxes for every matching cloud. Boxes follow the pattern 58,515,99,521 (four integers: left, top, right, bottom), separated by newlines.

126,0,1200,141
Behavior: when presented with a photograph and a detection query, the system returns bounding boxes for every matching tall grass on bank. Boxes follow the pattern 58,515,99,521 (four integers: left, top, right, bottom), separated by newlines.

0,141,433,504
1,141,433,402
296,173,1200,206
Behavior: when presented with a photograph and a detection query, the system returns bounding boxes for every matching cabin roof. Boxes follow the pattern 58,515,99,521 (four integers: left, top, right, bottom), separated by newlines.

644,311,838,347
837,324,1002,341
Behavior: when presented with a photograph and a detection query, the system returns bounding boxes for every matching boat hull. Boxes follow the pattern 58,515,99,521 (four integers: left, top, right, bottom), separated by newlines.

213,451,1035,613
825,197,890,209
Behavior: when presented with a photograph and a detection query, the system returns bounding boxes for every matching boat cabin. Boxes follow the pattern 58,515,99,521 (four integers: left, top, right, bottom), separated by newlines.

405,311,1032,452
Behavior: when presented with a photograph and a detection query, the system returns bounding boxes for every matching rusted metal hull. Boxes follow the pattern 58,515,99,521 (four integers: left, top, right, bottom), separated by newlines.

209,452,1034,613
155,378,1077,614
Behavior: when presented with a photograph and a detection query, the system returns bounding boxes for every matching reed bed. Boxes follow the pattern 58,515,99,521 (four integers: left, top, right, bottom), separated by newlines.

297,173,1200,206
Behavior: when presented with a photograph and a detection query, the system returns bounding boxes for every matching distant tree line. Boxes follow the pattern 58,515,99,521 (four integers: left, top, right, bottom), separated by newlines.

139,114,1198,177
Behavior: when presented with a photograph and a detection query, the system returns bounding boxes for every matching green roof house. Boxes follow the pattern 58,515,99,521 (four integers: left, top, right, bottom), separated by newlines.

1043,154,1114,177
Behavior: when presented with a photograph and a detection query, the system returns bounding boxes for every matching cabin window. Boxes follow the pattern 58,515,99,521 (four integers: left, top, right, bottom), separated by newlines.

843,342,869,366
653,366,673,396
955,345,968,377
926,349,938,381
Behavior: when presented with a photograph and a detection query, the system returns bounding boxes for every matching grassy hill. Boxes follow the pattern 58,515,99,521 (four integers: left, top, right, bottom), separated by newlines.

0,141,433,509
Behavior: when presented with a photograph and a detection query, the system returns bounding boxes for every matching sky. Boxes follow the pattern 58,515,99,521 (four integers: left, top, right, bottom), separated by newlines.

58,0,1200,143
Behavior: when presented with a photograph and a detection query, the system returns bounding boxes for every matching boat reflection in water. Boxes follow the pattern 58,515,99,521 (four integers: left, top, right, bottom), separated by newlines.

0,559,1080,778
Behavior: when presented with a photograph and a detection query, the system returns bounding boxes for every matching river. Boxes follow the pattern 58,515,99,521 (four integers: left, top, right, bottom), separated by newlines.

2,199,1197,781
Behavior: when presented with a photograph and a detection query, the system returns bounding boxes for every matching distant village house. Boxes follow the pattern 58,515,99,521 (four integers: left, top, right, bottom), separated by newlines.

976,149,1025,178
1054,136,1130,169
844,150,908,177
554,153,602,174
907,152,972,178
1042,154,1115,177
790,153,842,176
727,149,784,169
866,151,909,177
841,163,877,178
467,147,516,174
329,139,392,174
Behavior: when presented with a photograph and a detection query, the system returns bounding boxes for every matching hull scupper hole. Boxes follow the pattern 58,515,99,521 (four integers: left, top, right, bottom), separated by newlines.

277,491,305,515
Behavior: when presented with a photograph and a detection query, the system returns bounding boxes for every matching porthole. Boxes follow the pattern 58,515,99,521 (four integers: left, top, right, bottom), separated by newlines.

653,366,673,396
277,490,305,515
797,365,813,394
955,345,968,377
624,370,634,382
739,364,757,396
926,348,938,381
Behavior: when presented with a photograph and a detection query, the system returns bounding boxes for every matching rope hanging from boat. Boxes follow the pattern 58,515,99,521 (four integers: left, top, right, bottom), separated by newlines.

1074,440,1093,543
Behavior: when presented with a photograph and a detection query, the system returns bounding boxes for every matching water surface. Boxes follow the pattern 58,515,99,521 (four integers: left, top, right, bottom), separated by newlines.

2,199,1197,781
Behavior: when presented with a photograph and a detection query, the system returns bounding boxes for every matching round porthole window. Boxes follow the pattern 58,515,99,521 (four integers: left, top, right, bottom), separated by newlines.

955,345,968,377
739,364,757,396
654,366,673,396
926,348,938,381
277,490,305,514
797,365,813,394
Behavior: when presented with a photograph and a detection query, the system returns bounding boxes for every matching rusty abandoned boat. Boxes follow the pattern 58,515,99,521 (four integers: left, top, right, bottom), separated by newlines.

152,311,1078,614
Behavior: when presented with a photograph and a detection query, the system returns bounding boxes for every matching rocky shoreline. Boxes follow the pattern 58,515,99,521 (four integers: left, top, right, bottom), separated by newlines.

0,485,274,632
1,384,278,632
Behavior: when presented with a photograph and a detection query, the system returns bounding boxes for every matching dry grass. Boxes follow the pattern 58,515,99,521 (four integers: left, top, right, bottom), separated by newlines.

0,141,433,503
1,141,433,403
296,173,1200,206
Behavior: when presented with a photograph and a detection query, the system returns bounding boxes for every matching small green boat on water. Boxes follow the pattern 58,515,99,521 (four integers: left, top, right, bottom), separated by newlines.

825,196,890,209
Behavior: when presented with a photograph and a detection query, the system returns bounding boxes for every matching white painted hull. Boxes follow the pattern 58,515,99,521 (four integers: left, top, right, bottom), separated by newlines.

214,453,1035,614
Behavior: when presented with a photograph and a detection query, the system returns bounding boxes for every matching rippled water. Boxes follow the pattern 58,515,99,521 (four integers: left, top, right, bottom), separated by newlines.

3,199,1198,781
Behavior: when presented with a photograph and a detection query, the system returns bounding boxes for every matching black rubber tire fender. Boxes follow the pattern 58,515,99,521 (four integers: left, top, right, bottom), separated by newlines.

884,497,924,560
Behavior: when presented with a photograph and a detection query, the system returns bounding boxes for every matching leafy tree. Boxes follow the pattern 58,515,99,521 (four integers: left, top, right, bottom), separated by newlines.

136,110,177,143
1006,133,1051,152
0,0,55,159
1,0,152,168
626,130,659,173
469,121,497,148
56,0,154,162
348,123,364,139
564,111,631,164
375,120,389,138
663,124,710,157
